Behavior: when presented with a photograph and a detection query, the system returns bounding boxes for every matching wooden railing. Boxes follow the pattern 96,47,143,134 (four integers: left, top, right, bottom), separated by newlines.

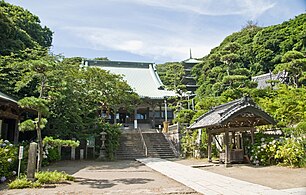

138,128,148,157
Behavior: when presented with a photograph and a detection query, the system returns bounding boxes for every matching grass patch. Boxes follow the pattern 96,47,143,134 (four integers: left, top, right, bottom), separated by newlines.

36,171,74,184
8,177,41,189
8,171,74,189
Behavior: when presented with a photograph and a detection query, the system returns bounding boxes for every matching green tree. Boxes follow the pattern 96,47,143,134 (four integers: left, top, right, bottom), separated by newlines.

16,55,57,171
274,51,306,87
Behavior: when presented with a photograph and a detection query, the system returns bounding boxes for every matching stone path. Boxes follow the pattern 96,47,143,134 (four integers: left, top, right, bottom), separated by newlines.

137,158,306,195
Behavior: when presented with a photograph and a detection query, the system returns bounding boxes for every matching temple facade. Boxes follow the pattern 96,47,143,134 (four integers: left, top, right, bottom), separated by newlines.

81,60,177,129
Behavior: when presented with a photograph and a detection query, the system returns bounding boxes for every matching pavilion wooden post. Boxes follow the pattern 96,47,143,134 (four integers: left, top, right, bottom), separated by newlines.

207,131,212,162
232,131,235,149
224,130,230,167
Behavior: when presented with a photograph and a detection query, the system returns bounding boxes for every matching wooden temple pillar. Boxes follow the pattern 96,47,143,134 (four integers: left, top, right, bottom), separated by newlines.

207,130,212,162
152,105,156,128
13,118,20,144
224,130,230,167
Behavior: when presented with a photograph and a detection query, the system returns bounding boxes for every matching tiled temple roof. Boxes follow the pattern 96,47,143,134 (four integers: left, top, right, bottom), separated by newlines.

83,60,177,99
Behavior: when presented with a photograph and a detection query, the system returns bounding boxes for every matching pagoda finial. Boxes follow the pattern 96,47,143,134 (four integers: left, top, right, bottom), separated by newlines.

189,48,192,59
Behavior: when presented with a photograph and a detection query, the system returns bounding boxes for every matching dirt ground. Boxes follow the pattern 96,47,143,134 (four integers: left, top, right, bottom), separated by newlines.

173,158,306,190
1,160,200,195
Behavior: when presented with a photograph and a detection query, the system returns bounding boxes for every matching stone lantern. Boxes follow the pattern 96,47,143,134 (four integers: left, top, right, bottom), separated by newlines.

97,131,107,160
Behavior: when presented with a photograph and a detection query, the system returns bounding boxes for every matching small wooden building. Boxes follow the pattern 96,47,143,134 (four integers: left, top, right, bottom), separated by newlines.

189,96,276,166
0,91,22,144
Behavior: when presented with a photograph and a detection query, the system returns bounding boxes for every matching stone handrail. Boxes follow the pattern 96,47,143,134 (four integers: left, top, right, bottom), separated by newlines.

168,123,178,132
138,128,148,157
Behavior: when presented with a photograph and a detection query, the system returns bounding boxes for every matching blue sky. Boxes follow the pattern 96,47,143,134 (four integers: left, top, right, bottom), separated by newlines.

5,0,306,63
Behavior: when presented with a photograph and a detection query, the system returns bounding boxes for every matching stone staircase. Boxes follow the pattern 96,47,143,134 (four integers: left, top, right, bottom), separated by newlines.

115,132,146,160
143,132,176,159
115,130,177,160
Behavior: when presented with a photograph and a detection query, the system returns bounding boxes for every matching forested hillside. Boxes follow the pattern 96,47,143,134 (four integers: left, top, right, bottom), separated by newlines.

194,13,306,98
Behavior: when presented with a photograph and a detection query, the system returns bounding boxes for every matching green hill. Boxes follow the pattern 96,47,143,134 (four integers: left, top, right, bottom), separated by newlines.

193,14,306,98
0,0,53,55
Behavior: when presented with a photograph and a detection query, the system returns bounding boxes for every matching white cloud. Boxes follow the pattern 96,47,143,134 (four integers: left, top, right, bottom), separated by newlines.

119,0,275,19
64,26,215,61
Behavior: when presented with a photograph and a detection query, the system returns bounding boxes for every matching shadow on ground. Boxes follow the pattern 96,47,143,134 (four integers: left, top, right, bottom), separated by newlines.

43,159,145,175
75,177,154,189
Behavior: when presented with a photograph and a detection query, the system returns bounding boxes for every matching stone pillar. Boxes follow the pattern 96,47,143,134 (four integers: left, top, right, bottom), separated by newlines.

224,130,230,167
58,145,61,160
27,142,37,181
14,119,20,145
207,132,212,162
134,108,138,129
71,147,76,160
80,149,84,160
164,99,168,122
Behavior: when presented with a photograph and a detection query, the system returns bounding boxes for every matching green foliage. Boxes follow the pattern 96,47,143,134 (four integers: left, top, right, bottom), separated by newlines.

19,118,48,132
156,62,186,92
9,171,74,189
19,97,49,115
275,137,306,167
194,14,306,98
35,171,74,184
19,119,36,132
0,140,18,182
248,132,306,167
0,1,52,51
42,136,80,148
8,177,41,189
249,133,280,165
180,129,209,158
102,123,121,160
173,109,195,124
258,85,306,126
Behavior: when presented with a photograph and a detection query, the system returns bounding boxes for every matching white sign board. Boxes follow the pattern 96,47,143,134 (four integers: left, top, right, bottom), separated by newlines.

18,146,24,160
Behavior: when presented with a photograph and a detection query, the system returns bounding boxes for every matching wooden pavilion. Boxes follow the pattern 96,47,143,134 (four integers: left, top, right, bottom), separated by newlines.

189,96,276,166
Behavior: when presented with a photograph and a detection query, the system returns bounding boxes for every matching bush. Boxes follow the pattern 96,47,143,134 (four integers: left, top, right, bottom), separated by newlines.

8,171,74,189
103,123,121,160
36,171,74,184
275,137,306,167
249,132,306,167
0,140,18,183
9,177,41,189
249,132,281,166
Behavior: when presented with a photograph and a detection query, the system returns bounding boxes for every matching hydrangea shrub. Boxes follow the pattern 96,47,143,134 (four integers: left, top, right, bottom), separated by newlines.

0,140,18,183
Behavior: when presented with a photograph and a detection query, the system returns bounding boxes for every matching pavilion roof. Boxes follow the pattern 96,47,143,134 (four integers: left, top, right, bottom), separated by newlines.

189,96,276,131
83,60,177,100
0,91,18,104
